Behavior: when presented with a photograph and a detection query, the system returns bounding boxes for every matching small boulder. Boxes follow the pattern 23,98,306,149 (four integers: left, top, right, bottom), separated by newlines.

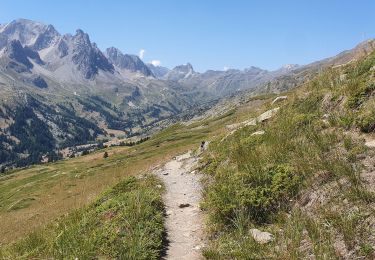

251,130,265,136
271,96,287,105
163,172,169,175
257,108,279,123
249,228,274,244
178,203,190,208
365,139,375,148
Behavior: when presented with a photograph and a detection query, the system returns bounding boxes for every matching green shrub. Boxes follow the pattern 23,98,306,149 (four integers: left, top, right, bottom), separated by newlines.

357,109,375,132
203,164,300,225
347,83,375,109
354,51,375,76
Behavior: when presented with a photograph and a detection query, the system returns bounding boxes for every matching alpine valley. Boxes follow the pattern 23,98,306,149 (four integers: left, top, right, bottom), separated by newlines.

0,18,374,168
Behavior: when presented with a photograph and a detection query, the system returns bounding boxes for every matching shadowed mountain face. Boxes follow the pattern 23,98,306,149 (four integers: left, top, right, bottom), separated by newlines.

0,18,374,167
147,63,170,78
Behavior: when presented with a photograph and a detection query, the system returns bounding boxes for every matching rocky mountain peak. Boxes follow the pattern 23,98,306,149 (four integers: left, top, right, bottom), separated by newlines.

105,47,154,77
173,63,194,73
0,19,60,51
68,29,114,79
72,29,91,47
166,62,196,80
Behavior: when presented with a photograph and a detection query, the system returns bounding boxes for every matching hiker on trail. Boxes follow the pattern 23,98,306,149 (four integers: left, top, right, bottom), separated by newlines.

200,141,205,152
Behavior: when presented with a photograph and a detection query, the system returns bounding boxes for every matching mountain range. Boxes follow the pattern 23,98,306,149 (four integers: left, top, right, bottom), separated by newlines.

0,18,374,167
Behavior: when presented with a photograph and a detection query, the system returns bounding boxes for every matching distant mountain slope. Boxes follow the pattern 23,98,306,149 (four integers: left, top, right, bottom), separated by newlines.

258,39,375,93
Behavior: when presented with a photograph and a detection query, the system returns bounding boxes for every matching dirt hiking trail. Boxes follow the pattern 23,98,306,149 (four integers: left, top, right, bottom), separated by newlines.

155,151,205,260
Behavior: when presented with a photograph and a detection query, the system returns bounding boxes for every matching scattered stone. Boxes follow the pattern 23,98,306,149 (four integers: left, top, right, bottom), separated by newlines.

191,170,196,174
244,118,257,126
339,74,347,81
194,245,203,250
156,184,162,189
251,130,265,136
226,122,243,130
225,108,279,135
249,228,274,244
163,172,169,175
322,113,330,119
257,107,280,123
179,203,191,208
365,139,375,148
271,96,287,105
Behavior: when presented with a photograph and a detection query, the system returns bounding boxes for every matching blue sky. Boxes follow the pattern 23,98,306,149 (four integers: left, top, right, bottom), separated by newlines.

1,0,374,72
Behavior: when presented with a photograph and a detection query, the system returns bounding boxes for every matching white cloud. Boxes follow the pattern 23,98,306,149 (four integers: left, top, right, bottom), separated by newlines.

223,66,229,71
139,49,146,59
150,60,161,66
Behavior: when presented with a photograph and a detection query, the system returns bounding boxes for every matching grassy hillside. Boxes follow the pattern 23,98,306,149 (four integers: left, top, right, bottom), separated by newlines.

200,50,375,259
0,175,165,259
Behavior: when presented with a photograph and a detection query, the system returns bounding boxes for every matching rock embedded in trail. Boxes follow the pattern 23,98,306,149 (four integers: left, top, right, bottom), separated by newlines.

178,203,191,208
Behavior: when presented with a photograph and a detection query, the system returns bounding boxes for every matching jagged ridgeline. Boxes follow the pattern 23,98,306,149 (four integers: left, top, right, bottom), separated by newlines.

0,18,374,168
